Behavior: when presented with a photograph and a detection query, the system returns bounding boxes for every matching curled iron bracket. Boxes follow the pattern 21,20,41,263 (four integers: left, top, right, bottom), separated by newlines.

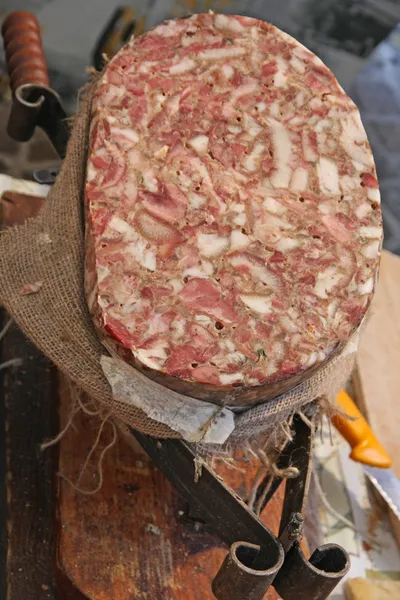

133,403,350,600
8,83,69,159
255,403,351,599
132,431,284,600
273,541,350,600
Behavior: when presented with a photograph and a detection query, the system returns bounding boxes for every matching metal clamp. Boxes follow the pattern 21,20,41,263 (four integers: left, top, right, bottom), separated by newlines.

132,430,285,600
8,83,69,158
133,403,350,600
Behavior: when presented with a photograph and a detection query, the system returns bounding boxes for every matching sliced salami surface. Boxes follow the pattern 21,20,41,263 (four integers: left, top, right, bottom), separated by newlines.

85,13,382,405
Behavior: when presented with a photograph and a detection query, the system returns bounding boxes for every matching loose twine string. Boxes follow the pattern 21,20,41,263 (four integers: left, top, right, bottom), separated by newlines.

2,310,376,550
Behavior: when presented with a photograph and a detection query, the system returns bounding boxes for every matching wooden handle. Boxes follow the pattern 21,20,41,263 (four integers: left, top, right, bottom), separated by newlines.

333,390,392,468
2,11,49,93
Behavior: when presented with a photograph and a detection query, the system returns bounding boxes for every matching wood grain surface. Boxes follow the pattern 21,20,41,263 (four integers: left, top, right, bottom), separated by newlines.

0,312,59,600
57,377,283,600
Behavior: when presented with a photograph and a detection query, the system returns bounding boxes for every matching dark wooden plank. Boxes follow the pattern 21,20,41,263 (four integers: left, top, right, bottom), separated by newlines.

1,190,59,600
0,320,7,600
57,378,283,600
1,323,59,599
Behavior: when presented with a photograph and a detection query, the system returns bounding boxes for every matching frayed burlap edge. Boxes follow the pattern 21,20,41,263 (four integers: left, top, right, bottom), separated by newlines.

0,78,355,450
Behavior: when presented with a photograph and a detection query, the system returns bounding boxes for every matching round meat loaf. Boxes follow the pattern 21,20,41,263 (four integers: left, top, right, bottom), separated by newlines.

85,13,382,406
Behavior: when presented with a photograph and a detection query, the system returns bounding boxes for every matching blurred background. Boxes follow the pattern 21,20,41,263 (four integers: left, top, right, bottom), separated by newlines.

0,0,399,250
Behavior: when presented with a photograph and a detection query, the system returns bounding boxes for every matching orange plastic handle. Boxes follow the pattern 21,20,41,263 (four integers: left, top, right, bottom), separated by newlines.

332,390,392,468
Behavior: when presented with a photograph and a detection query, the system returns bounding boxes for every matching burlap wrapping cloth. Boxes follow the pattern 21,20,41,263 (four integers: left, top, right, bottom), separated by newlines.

0,82,356,449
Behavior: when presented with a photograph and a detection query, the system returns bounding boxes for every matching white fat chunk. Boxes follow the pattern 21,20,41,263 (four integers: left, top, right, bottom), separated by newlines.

318,202,331,215
219,372,243,385
222,64,234,79
290,55,305,73
201,260,214,275
269,101,280,118
126,239,156,272
231,202,245,213
183,266,209,279
188,134,209,155
97,265,110,284
194,314,212,325
267,118,292,188
362,240,380,259
243,142,264,172
256,101,267,112
227,124,242,134
240,294,272,314
87,163,96,182
358,278,374,295
291,167,309,192
188,192,207,209
110,127,139,144
243,114,263,137
154,145,169,160
360,226,382,239
314,267,343,298
168,94,180,116
109,216,135,237
215,13,245,33
317,157,340,195
142,169,158,192
198,47,246,60
171,316,186,339
233,213,247,226
169,279,184,293
352,160,366,172
355,203,371,219
340,113,373,166
295,91,306,107
136,344,168,370
288,116,305,127
230,230,250,251
276,237,299,252
280,315,299,333
274,57,287,87
169,58,196,74
197,233,229,257
218,340,236,352
263,196,286,215
97,295,109,310
155,19,183,37
367,187,381,204
231,82,259,104
315,119,330,133
340,174,358,192
307,351,319,367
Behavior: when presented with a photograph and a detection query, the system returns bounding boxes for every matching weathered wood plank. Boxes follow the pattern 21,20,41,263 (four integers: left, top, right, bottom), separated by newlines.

1,189,59,600
57,376,283,600
1,322,59,599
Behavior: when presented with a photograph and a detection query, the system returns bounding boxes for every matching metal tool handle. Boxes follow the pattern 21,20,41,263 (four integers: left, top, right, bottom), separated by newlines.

2,10,50,93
